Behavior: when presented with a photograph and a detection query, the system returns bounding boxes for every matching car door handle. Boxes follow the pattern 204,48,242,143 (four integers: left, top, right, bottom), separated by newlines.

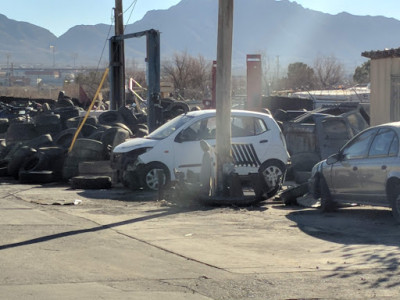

353,166,358,171
382,165,387,170
260,139,268,143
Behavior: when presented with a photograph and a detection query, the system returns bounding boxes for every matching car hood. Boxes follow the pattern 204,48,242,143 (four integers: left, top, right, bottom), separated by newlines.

112,138,158,153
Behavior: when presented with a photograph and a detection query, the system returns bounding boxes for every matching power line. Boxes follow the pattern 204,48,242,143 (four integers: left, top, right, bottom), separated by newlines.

124,0,138,29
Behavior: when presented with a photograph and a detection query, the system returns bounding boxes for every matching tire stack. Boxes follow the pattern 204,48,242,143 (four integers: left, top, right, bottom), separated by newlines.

0,94,192,189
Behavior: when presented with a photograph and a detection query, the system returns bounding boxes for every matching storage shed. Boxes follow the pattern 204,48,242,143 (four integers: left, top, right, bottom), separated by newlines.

362,48,400,126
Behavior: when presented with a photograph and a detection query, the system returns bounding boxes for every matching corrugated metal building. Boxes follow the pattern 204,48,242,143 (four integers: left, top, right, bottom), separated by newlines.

362,48,400,126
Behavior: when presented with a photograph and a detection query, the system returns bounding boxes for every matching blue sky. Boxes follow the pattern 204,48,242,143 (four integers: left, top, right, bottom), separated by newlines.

1,0,399,37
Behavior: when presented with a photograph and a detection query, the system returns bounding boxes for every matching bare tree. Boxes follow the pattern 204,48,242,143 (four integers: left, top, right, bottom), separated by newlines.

161,51,211,100
314,55,345,89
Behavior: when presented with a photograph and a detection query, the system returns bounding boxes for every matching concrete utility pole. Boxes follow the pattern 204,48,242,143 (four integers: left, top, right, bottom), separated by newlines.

215,0,234,195
112,0,126,109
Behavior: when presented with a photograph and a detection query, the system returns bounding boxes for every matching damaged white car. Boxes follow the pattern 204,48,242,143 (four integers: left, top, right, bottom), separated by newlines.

111,109,290,197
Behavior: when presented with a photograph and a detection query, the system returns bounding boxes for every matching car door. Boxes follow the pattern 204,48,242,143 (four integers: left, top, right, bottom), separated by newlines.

173,116,217,177
357,128,399,204
330,128,378,201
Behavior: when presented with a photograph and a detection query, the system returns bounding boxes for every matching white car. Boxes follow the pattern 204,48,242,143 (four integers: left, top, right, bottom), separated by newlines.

111,109,290,197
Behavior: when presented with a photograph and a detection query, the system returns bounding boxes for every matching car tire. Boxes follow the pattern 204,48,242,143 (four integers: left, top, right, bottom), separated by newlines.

319,176,336,212
140,162,170,191
258,160,285,198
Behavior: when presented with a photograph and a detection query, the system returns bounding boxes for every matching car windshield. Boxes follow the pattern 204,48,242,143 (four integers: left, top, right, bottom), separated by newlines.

146,114,195,140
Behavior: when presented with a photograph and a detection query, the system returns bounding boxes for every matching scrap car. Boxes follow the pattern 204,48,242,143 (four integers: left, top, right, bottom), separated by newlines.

111,109,290,198
309,121,400,222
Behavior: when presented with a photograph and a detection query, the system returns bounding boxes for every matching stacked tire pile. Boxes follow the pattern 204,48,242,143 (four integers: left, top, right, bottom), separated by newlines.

0,99,149,189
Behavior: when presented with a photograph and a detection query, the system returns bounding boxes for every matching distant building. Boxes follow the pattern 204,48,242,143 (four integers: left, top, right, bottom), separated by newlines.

362,48,400,126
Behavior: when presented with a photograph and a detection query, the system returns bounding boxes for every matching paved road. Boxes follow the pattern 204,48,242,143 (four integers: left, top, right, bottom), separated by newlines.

1,178,400,299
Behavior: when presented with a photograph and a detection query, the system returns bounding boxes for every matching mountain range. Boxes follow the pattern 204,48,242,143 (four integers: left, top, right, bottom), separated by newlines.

1,0,400,74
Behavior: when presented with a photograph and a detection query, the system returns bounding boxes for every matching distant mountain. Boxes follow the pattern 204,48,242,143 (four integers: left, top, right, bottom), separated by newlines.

1,0,400,73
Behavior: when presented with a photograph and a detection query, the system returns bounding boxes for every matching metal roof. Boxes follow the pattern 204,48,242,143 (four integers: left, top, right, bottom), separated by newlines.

362,47,400,59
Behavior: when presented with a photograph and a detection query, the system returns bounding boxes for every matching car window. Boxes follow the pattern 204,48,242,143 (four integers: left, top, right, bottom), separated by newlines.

178,117,217,142
342,129,377,160
345,112,368,135
147,114,194,140
321,119,350,140
368,129,396,157
389,135,399,156
231,116,267,137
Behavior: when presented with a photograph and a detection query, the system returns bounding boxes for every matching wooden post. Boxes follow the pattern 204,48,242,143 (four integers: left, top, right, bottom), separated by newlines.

215,0,234,195
113,0,125,108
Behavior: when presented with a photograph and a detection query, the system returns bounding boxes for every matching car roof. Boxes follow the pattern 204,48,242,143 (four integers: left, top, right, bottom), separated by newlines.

186,109,272,118
373,121,400,130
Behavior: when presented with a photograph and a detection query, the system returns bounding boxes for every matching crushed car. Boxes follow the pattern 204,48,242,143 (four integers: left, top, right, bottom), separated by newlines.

279,103,369,184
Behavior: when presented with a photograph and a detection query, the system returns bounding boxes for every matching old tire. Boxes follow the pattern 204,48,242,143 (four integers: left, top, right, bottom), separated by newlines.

7,146,37,179
0,160,9,176
65,116,98,128
54,128,83,149
5,123,39,146
280,183,309,206
70,176,112,190
19,170,56,184
140,162,170,191
98,110,121,125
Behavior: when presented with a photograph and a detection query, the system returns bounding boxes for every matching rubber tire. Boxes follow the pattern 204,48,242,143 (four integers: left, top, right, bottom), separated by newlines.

54,128,83,149
98,110,121,125
320,176,336,212
0,160,9,176
280,183,309,206
65,116,98,128
118,106,138,130
26,134,54,149
19,170,55,184
7,146,37,179
68,138,104,160
140,162,170,191
5,122,39,146
70,176,112,190
259,160,285,198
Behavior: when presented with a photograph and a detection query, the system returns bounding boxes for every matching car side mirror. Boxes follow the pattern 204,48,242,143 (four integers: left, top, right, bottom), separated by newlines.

326,153,340,165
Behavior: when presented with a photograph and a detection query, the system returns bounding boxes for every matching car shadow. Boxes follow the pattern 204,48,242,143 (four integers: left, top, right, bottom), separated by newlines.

286,206,400,289
287,207,400,246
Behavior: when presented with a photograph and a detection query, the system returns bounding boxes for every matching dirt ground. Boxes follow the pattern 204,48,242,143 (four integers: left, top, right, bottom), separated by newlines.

1,178,400,299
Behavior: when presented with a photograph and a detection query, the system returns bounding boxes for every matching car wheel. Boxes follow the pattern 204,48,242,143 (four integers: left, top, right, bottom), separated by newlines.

140,162,170,191
320,176,336,212
259,160,285,198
